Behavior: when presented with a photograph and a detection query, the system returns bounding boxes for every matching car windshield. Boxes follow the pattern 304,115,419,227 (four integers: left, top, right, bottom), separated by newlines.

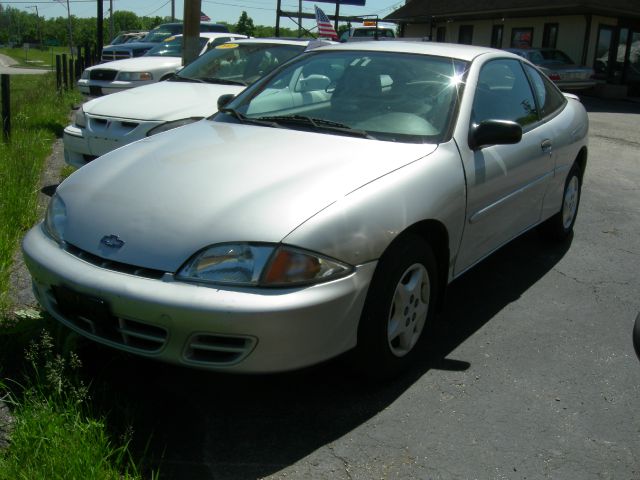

539,50,574,64
219,50,467,144
142,27,180,43
145,36,208,57
175,42,306,85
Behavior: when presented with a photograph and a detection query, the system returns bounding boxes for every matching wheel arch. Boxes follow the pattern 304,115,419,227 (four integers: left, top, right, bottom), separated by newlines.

388,219,450,310
575,146,588,178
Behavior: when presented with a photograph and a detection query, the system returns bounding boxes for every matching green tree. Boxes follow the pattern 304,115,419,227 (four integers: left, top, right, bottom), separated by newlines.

235,11,255,36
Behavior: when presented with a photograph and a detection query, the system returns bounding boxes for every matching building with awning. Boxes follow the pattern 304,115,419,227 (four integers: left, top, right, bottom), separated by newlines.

385,0,640,95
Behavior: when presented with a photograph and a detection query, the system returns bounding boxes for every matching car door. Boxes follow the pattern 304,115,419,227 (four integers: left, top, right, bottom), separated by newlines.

455,58,555,274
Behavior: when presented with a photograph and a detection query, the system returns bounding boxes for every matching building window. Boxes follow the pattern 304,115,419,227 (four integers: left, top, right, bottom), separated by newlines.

542,23,558,48
491,25,504,48
459,25,473,45
436,26,446,42
511,27,533,48
594,25,614,79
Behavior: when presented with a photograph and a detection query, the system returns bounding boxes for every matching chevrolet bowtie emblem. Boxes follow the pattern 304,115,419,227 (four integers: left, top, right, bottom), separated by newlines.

100,234,125,249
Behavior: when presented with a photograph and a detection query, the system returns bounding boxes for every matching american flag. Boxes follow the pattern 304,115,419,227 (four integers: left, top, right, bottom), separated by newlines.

314,5,338,41
200,11,211,21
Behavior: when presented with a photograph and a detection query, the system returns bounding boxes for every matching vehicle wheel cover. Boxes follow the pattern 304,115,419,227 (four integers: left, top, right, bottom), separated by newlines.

387,263,430,357
562,175,580,229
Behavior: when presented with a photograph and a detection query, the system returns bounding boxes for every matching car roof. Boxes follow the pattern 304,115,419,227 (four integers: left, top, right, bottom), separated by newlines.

225,38,312,46
171,33,247,40
315,41,513,62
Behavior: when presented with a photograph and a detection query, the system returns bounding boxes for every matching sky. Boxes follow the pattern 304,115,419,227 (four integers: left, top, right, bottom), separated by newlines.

4,0,404,29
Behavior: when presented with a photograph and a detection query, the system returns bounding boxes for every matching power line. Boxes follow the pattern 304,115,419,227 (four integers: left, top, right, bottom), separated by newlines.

143,0,171,17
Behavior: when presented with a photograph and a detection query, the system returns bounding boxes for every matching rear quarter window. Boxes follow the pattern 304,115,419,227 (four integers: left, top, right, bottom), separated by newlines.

523,63,567,118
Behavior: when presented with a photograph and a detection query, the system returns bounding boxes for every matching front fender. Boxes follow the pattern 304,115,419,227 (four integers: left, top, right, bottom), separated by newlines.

283,141,466,280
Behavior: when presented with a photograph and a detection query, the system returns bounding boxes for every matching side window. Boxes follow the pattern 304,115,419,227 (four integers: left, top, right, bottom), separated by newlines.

472,59,539,127
523,63,566,118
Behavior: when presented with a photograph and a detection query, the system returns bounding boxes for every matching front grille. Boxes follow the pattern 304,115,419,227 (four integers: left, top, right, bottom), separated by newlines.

185,334,256,365
89,69,118,81
50,286,167,352
101,50,131,61
65,243,166,280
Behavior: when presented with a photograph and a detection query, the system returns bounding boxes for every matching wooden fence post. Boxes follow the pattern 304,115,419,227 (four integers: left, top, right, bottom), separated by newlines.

55,55,62,91
1,75,10,141
62,53,68,90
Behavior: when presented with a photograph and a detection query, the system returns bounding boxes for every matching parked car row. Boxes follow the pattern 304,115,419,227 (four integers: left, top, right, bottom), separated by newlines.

66,38,313,167
101,22,231,61
79,33,248,96
24,40,589,378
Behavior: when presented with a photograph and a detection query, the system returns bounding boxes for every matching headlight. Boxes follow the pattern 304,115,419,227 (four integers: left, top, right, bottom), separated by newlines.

146,117,203,136
43,194,67,244
177,243,352,287
117,71,153,81
73,107,86,128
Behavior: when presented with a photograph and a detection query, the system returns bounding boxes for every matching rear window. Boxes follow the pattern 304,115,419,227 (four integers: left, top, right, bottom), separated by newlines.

201,24,230,33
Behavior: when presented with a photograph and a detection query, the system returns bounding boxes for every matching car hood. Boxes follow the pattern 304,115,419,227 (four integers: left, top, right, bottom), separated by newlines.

88,57,180,73
102,42,157,51
82,81,245,121
58,121,437,272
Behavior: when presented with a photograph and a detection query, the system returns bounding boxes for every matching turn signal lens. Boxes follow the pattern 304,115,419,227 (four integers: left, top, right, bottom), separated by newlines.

261,247,352,286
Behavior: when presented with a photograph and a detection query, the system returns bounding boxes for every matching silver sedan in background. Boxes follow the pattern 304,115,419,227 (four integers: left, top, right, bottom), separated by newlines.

23,42,588,377
506,48,596,90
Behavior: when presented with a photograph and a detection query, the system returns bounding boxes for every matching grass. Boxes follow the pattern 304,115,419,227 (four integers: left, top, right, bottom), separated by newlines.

0,75,150,479
0,74,77,310
0,46,70,69
0,322,146,480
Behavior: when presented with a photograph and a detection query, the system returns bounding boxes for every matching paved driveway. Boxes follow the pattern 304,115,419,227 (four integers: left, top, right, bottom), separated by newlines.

0,53,49,75
66,96,640,479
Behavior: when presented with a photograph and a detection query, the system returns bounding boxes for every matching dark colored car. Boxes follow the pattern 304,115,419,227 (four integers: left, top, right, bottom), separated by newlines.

506,48,596,90
101,22,230,62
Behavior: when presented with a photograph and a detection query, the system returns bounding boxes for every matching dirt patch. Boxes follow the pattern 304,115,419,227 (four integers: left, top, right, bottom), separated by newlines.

9,138,66,311
0,398,13,450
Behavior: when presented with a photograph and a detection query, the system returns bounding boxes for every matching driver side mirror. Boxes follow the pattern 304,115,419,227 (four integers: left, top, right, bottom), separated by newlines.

217,94,235,111
469,119,522,150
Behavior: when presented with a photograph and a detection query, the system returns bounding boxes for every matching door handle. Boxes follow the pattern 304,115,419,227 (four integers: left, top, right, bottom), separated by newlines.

541,139,553,152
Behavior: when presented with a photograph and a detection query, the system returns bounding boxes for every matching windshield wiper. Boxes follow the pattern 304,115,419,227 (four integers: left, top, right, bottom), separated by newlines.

171,75,205,83
201,77,248,86
254,115,375,139
219,108,280,128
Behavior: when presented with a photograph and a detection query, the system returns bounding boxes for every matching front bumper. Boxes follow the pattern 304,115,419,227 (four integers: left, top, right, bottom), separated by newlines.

22,225,376,373
63,117,162,168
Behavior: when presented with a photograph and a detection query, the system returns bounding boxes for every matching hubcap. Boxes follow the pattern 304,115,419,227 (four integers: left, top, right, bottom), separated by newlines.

387,263,430,358
562,175,579,229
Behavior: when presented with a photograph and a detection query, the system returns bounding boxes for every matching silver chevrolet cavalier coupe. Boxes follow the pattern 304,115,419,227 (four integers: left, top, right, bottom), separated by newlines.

23,42,588,377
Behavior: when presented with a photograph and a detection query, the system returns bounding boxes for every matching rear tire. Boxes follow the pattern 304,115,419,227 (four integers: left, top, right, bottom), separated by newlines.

353,234,438,379
543,164,582,241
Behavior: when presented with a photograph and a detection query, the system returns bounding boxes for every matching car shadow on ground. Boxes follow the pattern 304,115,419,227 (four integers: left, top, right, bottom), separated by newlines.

76,228,571,480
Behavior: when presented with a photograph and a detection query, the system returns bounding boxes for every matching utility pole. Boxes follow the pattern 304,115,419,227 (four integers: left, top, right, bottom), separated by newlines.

182,0,201,66
171,0,175,22
65,0,74,61
28,6,42,46
109,0,114,42
298,0,302,37
97,0,103,61
275,0,281,37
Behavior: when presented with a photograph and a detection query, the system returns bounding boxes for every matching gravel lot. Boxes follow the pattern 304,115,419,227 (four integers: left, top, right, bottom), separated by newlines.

12,95,640,479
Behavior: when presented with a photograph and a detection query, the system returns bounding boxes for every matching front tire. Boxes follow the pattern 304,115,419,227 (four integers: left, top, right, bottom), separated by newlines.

353,234,438,379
